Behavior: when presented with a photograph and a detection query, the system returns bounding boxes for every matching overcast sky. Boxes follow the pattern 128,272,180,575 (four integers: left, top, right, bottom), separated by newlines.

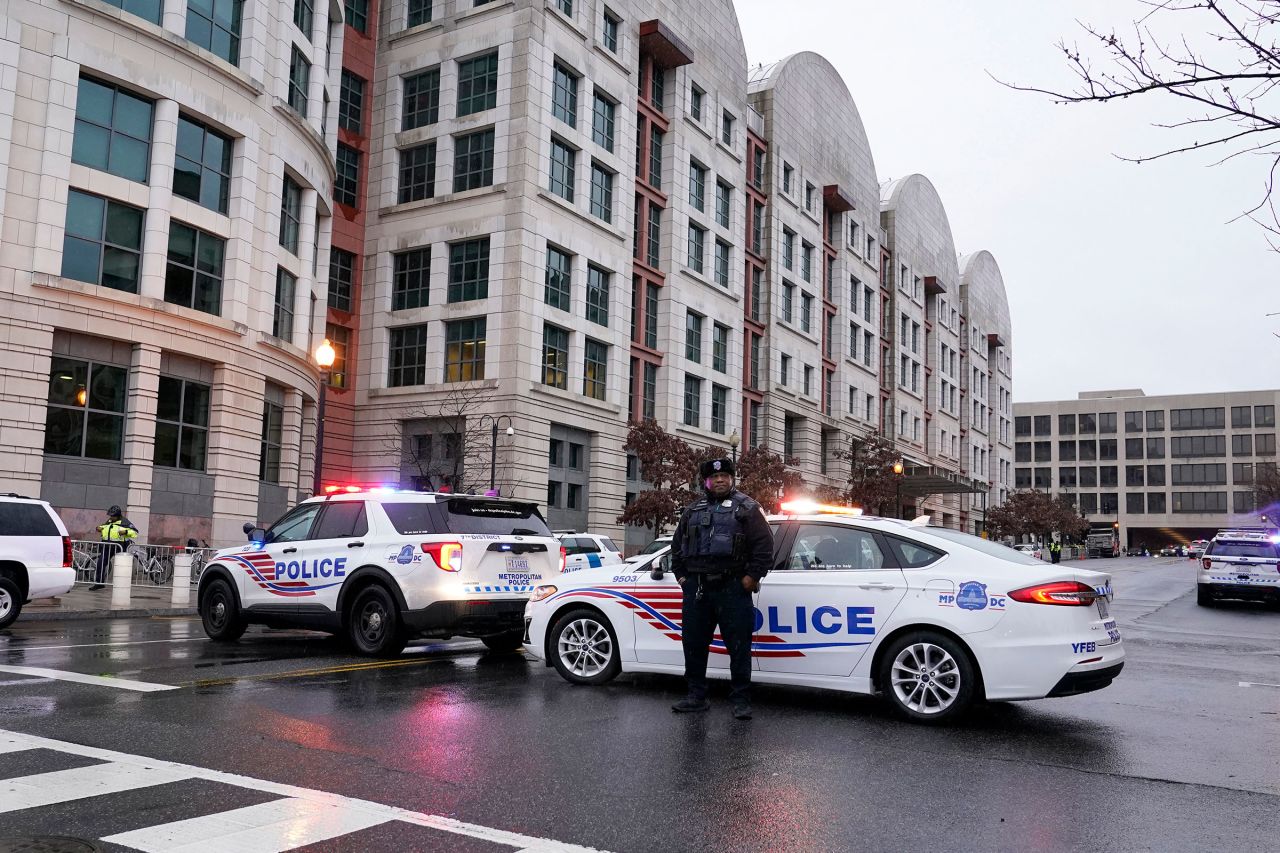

736,0,1280,402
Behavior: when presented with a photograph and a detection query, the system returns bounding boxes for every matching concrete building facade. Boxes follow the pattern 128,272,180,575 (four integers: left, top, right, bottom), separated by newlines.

1,0,1018,547
1013,390,1279,548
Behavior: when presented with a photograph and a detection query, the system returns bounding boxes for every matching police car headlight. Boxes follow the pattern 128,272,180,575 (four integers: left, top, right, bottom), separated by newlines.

530,585,558,602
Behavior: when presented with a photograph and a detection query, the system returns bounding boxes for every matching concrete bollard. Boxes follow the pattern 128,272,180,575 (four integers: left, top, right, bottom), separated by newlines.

171,554,192,607
111,553,132,608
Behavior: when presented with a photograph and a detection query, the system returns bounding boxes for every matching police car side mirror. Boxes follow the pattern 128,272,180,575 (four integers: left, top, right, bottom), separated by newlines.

650,554,671,581
248,528,268,544
242,522,256,536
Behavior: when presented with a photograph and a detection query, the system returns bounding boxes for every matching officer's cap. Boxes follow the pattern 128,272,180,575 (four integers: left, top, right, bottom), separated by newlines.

107,505,122,516
699,457,735,479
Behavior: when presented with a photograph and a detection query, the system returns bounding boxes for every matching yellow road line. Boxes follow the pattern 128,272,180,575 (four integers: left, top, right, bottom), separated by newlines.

190,656,442,687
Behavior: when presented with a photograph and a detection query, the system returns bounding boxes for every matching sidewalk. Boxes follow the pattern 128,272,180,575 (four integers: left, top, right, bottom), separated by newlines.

17,583,198,623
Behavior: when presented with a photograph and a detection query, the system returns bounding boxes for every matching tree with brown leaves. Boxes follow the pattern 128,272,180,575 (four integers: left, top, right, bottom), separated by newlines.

822,430,903,516
735,445,806,514
617,419,725,534
986,490,1091,542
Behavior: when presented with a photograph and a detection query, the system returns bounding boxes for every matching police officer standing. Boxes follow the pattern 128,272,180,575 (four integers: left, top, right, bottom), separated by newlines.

1049,539,1062,564
93,505,138,590
668,457,774,720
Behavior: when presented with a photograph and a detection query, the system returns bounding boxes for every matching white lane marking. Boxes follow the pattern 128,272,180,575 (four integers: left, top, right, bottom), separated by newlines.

104,797,392,853
1239,681,1280,689
1,637,210,652
0,761,192,813
0,665,177,692
0,729,605,852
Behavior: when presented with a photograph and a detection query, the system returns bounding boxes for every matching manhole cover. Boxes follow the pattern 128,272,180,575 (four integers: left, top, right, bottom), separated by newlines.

0,838,98,853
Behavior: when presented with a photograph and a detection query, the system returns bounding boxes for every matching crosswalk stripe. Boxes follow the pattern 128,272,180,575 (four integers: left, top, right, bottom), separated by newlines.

0,761,192,813
103,797,392,852
0,664,177,692
0,729,605,852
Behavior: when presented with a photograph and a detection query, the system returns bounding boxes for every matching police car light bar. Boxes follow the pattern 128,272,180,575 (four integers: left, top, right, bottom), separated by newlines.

779,499,863,517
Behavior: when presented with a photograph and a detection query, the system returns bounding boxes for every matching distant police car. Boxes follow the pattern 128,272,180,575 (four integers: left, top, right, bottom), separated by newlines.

556,533,624,573
198,489,564,656
1197,529,1280,606
524,501,1124,724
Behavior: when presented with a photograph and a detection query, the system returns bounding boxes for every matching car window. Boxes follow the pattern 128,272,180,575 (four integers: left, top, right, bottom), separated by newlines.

638,538,670,555
886,536,945,568
445,498,553,536
601,538,620,552
1207,541,1279,559
570,539,600,554
268,504,323,543
785,524,885,571
311,501,368,540
0,502,59,536
920,527,1044,565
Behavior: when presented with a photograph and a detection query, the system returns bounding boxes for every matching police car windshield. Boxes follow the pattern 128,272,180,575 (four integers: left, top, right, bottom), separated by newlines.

637,538,671,556
1208,541,1279,559
918,527,1044,566
382,499,552,537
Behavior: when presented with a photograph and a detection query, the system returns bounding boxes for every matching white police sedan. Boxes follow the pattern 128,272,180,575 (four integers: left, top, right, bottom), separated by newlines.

524,502,1123,724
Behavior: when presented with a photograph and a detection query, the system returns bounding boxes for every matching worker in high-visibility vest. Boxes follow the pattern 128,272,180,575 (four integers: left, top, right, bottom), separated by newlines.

93,505,138,590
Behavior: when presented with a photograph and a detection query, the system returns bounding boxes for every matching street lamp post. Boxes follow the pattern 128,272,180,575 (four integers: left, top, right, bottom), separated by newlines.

892,459,905,519
728,431,740,465
312,338,336,495
477,415,515,494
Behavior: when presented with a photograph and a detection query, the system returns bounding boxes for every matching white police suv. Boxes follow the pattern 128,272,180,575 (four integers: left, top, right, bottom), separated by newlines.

1197,529,1280,606
198,489,564,656
0,494,75,629
557,533,624,573
524,501,1124,724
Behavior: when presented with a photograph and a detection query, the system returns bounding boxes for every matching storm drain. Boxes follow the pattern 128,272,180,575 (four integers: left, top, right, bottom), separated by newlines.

0,838,98,853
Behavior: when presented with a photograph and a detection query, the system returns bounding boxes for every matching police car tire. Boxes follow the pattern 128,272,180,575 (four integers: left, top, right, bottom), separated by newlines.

1196,584,1214,607
878,631,978,724
200,578,246,642
0,577,22,630
347,584,407,657
549,608,621,685
480,630,525,652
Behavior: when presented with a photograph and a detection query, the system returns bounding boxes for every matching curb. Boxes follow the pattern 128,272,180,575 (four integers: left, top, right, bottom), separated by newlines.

17,606,198,623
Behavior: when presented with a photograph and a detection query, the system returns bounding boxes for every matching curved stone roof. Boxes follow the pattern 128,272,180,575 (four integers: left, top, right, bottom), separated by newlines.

881,174,961,288
959,250,1013,347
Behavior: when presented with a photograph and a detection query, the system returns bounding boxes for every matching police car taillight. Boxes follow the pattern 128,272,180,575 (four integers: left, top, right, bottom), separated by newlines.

558,546,567,573
422,542,463,572
1007,581,1098,606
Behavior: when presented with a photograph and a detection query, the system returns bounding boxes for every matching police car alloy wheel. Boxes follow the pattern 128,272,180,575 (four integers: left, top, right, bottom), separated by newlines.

550,609,621,685
200,578,246,642
348,585,406,657
0,577,20,630
878,631,977,723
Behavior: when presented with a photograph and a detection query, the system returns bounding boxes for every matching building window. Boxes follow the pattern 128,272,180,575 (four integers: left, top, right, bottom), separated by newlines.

73,76,153,183
325,324,350,388
1232,405,1252,428
715,181,731,229
714,241,730,287
444,317,486,382
447,238,489,303
644,284,659,349
293,0,313,36
589,162,614,222
273,268,296,340
555,0,572,15
782,229,794,270
279,176,301,253
403,68,440,129
1148,464,1167,486
749,334,760,390
61,190,144,293
545,246,572,310
646,204,662,266
1147,437,1166,459
259,399,283,482
642,362,657,419
186,0,242,63
542,324,570,389
1259,433,1278,456
547,481,560,508
721,109,734,145
685,311,703,363
712,323,728,373
407,0,431,26
173,116,231,214
1257,405,1277,427
583,338,608,400
1146,410,1165,431
164,222,224,315
43,357,128,461
687,224,706,273
392,248,431,310
689,160,706,211
154,377,210,470
782,282,794,324
339,70,365,132
711,384,727,434
1232,434,1253,457
344,0,368,31
804,365,813,397
549,138,576,200
683,375,702,427
779,353,790,386
288,45,310,116
751,267,763,323
690,84,703,121
1170,407,1226,430
388,325,429,387
453,128,495,192
457,51,499,116
586,265,610,326
335,143,361,206
398,142,437,203
601,8,619,51
801,293,813,333
1173,492,1228,513
329,248,355,312
782,163,793,194
751,200,764,254
650,67,665,111
591,91,616,152
552,62,579,127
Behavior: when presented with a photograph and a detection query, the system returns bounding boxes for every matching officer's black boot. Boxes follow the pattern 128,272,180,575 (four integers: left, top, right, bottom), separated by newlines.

732,700,752,721
671,695,711,713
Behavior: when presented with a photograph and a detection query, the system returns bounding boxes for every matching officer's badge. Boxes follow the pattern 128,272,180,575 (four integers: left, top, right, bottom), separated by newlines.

712,461,722,471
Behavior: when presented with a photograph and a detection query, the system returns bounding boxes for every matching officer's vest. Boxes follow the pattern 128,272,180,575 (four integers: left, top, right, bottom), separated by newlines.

684,493,755,564
98,521,137,543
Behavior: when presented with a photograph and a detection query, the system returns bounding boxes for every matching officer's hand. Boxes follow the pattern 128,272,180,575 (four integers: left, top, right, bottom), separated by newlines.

675,575,687,586
741,575,759,593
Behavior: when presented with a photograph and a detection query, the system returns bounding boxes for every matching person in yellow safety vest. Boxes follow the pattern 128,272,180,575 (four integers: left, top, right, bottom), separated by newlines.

1049,540,1062,564
93,505,138,590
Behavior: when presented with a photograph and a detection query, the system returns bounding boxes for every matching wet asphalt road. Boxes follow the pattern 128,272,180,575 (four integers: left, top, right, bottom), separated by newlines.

0,556,1276,852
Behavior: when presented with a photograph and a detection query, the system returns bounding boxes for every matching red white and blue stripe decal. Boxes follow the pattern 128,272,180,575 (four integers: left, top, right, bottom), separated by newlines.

226,552,324,597
547,585,872,658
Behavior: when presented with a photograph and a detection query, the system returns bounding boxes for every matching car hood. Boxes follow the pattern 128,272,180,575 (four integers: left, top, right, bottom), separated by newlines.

543,564,640,587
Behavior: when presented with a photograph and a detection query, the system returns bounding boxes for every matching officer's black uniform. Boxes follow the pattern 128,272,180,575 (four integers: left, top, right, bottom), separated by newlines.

1049,541,1062,564
670,457,774,718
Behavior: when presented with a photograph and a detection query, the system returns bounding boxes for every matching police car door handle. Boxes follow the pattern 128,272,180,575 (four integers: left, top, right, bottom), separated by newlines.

282,547,297,554
348,541,364,548
857,582,895,590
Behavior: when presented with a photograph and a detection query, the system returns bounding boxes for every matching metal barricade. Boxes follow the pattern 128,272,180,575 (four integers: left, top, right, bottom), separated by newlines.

71,540,196,587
